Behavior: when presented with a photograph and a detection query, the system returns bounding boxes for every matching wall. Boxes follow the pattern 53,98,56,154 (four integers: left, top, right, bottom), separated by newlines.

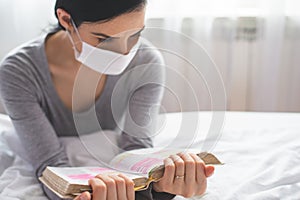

0,0,299,113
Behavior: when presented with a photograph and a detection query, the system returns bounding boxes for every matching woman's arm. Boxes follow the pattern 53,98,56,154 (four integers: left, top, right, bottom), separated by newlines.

115,47,176,200
120,75,176,200
116,45,214,199
0,63,69,200
118,45,166,151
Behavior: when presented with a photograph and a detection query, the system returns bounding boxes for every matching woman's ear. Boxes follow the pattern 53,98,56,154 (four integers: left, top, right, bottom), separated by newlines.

56,8,73,31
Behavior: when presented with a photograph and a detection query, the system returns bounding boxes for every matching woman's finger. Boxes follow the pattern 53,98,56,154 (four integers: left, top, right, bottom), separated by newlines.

95,174,117,200
73,191,91,200
179,153,196,187
178,153,196,182
162,157,176,184
169,154,185,184
189,153,206,182
88,178,106,200
189,153,208,196
205,165,215,177
118,173,135,200
153,157,176,192
108,174,126,200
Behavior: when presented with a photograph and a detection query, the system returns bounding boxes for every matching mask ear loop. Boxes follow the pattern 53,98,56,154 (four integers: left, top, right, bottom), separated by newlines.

67,19,83,48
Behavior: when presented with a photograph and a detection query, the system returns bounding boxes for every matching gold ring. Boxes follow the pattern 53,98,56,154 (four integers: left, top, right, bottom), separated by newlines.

175,175,185,179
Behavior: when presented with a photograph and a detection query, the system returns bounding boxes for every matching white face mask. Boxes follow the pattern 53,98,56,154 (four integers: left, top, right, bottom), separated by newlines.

68,21,141,75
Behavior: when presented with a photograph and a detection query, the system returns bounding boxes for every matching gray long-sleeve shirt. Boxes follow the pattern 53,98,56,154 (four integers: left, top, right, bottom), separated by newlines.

0,34,175,200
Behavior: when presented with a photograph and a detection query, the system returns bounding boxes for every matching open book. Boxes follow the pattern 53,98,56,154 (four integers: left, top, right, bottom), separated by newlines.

39,148,223,199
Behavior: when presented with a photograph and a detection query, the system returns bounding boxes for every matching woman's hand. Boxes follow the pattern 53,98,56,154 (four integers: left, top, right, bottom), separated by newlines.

152,152,215,198
74,173,135,200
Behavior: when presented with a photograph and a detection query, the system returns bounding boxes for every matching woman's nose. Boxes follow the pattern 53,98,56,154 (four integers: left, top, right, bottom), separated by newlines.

113,39,128,55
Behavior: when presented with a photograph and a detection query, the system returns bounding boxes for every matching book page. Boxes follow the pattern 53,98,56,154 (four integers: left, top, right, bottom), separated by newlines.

46,167,143,185
109,148,197,175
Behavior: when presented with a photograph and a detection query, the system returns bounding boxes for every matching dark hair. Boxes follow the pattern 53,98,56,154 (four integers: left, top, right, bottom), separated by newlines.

54,0,147,30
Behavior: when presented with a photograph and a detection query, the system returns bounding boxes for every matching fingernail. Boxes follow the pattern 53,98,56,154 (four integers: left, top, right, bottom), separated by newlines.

80,194,88,200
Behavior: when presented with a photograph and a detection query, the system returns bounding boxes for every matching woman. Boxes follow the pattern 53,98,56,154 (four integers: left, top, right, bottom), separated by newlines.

0,0,214,199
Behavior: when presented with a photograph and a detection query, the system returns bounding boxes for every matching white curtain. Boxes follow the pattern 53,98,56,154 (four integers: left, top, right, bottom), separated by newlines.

0,0,299,113
144,0,300,112
0,0,56,113
0,0,56,59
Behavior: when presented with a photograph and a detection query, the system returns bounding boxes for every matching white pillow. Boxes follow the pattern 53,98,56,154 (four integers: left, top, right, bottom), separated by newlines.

2,128,121,168
0,135,15,175
2,129,30,161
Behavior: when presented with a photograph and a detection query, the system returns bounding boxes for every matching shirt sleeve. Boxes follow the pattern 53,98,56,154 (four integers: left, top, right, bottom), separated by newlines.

116,46,176,200
0,62,69,200
118,46,166,151
136,183,176,200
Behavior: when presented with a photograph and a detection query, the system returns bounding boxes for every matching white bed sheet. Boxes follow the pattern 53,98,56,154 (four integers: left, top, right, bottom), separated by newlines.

0,112,300,200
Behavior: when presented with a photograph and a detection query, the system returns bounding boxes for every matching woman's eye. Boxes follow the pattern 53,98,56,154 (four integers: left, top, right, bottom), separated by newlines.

97,38,104,43
97,37,112,43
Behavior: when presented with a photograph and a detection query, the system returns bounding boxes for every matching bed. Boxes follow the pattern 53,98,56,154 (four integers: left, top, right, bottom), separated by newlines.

0,112,300,200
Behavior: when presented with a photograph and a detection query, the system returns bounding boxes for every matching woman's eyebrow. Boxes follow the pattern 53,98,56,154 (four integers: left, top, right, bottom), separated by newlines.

91,32,118,39
91,26,145,39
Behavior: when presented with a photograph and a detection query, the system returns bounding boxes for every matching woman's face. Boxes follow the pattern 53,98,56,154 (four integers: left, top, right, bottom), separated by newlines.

58,7,146,54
